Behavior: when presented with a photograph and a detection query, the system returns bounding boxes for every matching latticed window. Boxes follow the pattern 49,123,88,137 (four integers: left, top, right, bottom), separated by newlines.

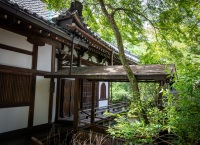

100,83,106,100
0,72,32,107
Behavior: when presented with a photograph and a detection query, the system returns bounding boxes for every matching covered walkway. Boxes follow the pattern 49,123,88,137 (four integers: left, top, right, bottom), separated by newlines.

45,64,176,131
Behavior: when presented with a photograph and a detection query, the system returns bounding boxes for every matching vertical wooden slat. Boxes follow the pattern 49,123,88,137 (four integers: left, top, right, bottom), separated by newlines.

91,79,95,125
7,74,11,103
28,76,32,103
95,82,99,107
60,79,65,118
74,78,80,132
80,79,83,109
63,80,70,117
71,80,75,116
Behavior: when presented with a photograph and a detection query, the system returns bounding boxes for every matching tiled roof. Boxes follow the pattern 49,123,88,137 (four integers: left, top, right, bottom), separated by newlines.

3,0,139,64
9,0,59,20
105,41,139,63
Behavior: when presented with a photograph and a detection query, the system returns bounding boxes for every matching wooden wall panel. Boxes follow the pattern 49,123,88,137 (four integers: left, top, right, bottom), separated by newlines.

100,83,106,100
82,80,98,109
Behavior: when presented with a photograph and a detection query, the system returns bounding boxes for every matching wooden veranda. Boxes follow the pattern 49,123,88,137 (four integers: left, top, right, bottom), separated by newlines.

44,64,176,131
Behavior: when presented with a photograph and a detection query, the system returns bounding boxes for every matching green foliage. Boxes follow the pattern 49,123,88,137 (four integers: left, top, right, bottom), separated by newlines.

111,82,132,102
109,53,200,144
42,0,200,144
42,0,69,11
167,54,200,144
108,116,163,144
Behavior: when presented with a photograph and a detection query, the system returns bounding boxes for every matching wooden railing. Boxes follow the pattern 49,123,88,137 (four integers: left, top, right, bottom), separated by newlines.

79,102,128,126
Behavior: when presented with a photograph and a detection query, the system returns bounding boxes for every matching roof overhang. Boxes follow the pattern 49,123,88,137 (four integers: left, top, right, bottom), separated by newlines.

44,64,176,83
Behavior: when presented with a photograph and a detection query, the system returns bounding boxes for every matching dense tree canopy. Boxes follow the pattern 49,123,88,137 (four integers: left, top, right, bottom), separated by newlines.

43,0,200,144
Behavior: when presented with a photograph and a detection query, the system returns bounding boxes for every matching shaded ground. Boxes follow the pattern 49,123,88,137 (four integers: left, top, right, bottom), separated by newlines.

0,124,73,145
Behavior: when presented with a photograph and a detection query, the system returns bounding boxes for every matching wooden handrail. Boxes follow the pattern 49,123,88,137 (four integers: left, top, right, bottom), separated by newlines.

78,101,129,126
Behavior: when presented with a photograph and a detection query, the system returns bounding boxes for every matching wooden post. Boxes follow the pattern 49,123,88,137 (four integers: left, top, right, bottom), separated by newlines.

109,50,114,104
111,49,114,66
48,46,56,123
91,80,96,125
69,43,74,75
77,51,82,67
28,44,38,127
74,78,80,132
55,78,61,123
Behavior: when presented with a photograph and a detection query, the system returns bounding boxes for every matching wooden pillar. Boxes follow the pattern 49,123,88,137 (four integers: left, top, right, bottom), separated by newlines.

109,82,111,104
28,44,38,127
55,78,61,122
109,50,114,104
74,78,80,132
77,51,82,67
111,49,114,66
91,80,96,125
69,43,74,75
48,46,56,123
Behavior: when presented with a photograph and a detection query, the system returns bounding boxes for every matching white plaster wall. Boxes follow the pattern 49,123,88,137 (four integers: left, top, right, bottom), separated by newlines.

0,28,33,51
0,49,32,69
33,76,50,126
99,100,108,107
37,44,52,72
0,28,32,68
0,106,29,133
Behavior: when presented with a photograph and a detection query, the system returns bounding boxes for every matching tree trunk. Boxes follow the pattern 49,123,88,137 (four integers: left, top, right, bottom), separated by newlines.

98,0,149,124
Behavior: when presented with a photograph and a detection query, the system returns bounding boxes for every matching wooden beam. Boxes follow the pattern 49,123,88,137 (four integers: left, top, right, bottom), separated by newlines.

27,36,45,46
0,64,49,76
28,44,38,127
0,43,33,55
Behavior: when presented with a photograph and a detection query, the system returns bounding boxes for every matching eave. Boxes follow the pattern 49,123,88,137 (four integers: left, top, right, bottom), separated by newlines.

44,64,176,83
